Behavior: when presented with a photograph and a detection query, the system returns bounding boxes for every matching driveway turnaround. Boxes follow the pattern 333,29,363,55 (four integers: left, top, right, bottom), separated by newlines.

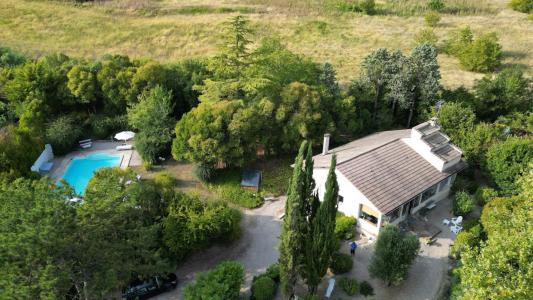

153,197,285,299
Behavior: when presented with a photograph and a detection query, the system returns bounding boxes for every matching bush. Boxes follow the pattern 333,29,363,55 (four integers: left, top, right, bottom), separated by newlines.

335,213,357,240
90,114,128,139
415,28,438,46
251,275,276,300
474,186,498,205
509,0,533,13
339,277,359,296
458,32,502,72
485,137,533,194
183,261,244,300
360,281,374,297
195,163,215,182
265,263,280,283
301,294,319,300
427,0,445,11
450,224,484,258
163,195,242,260
452,176,477,194
330,253,353,274
424,12,441,27
453,191,475,216
45,115,83,155
359,0,376,15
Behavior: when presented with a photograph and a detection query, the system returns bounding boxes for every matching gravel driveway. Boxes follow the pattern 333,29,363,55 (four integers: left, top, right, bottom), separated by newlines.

153,197,285,299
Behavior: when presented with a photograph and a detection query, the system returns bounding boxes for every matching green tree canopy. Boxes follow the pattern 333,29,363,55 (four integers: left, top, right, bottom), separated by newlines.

485,137,533,194
0,178,77,299
128,85,175,164
473,68,533,122
183,261,245,300
368,225,420,286
172,100,255,167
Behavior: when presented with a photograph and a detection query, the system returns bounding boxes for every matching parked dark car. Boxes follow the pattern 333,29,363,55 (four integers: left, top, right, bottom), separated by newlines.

122,273,178,300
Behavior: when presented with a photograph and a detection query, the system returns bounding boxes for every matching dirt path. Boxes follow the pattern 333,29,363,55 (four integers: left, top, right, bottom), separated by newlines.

153,197,285,299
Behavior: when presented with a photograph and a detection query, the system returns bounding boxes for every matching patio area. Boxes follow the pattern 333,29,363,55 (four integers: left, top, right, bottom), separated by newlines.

48,140,142,181
316,197,456,300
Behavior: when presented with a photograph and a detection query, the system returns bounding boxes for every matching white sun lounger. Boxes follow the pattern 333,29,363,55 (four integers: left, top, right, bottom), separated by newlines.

116,144,133,151
39,161,54,172
80,142,92,149
79,139,92,144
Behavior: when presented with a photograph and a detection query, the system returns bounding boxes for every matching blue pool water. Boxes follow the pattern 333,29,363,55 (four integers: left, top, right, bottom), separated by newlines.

62,153,122,195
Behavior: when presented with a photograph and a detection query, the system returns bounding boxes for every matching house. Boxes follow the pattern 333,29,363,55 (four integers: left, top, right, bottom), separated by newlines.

312,119,466,236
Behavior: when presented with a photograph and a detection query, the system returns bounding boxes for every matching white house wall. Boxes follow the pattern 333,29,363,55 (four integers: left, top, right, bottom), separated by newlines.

313,168,382,236
402,138,446,171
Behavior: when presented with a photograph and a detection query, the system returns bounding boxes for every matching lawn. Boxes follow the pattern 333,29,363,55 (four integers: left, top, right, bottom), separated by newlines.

0,0,531,88
135,156,293,209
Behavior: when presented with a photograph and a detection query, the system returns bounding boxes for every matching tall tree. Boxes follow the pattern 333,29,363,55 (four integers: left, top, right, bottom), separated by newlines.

279,142,308,298
0,178,77,299
368,225,420,286
361,48,403,124
198,15,253,102
389,44,441,127
454,167,533,299
128,85,175,164
302,154,339,294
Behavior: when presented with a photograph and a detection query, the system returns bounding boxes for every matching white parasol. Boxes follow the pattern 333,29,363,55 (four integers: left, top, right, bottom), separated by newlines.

114,131,135,142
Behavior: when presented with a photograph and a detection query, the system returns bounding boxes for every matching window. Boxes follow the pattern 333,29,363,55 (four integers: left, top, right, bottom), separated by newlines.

438,176,452,192
421,184,438,202
386,207,401,222
360,211,378,225
338,195,344,203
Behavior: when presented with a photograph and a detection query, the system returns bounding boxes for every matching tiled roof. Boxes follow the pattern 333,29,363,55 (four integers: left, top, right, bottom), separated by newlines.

336,139,465,214
313,129,411,168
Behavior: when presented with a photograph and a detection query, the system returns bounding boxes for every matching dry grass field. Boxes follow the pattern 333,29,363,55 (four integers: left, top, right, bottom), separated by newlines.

0,0,531,88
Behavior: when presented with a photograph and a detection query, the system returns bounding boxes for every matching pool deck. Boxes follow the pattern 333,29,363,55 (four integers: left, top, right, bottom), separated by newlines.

49,140,142,181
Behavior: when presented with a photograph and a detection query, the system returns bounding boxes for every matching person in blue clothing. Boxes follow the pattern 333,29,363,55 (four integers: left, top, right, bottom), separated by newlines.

350,241,357,256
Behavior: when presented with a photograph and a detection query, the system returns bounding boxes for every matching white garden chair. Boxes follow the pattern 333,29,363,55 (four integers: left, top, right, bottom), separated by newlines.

451,216,463,226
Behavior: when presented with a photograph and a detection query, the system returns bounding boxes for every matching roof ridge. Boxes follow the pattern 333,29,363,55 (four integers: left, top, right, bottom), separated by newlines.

337,138,403,167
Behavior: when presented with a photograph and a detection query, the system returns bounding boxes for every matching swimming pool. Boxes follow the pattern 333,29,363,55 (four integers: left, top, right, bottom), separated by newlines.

62,153,122,195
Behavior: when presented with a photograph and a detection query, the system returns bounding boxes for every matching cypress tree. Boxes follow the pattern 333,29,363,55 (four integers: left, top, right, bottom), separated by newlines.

302,155,339,294
279,141,308,299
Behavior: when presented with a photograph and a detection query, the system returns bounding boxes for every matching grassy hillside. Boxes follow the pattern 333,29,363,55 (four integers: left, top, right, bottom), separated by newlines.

0,0,531,88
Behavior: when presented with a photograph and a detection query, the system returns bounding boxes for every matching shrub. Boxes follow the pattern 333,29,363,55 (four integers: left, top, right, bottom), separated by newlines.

359,0,376,15
450,224,484,258
45,115,83,155
452,176,477,194
458,32,502,72
474,186,498,205
427,0,445,11
360,281,374,297
265,263,280,283
485,137,533,194
251,275,276,300
330,253,353,274
90,114,128,139
335,213,357,240
415,28,438,46
195,163,215,182
183,261,244,300
163,195,242,260
339,277,359,296
453,191,475,216
301,294,319,300
424,12,441,27
509,0,533,13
